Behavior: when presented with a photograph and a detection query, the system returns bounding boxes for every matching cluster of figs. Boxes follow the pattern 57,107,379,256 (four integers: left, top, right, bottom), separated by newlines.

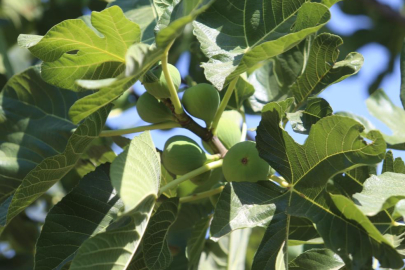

137,64,272,187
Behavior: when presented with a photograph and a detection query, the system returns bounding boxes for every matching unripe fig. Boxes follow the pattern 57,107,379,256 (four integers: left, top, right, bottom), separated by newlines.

203,110,242,153
222,141,269,182
182,83,220,127
136,92,176,123
162,135,217,176
142,64,181,99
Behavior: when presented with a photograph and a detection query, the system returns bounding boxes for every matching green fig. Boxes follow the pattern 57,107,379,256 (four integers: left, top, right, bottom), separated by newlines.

162,135,217,176
222,141,269,182
136,92,176,123
182,83,220,127
203,110,242,153
142,64,181,99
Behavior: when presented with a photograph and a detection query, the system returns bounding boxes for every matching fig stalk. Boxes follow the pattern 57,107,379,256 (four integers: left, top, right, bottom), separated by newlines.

211,77,239,135
179,185,224,203
161,41,183,115
158,159,223,196
99,122,181,137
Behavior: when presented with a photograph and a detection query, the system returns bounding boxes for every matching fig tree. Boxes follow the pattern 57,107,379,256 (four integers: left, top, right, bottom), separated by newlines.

182,83,220,127
162,135,218,176
222,141,269,182
142,64,181,99
136,92,176,123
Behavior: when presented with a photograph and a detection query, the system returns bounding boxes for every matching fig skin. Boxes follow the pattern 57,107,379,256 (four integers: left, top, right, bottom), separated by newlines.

203,110,242,153
222,141,269,182
136,92,176,123
142,64,181,99
182,83,220,127
162,135,216,176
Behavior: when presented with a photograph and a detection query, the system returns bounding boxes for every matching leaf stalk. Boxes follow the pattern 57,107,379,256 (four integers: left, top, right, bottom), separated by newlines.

162,41,183,115
99,121,180,137
159,159,223,196
211,77,239,134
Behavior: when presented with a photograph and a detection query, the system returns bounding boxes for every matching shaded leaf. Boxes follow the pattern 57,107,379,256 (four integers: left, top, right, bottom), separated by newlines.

34,165,123,270
22,6,141,91
194,1,331,89
0,104,111,233
366,89,405,150
382,151,405,174
330,166,374,197
220,75,255,110
70,196,156,270
199,228,251,270
247,38,309,112
143,198,179,270
0,67,82,203
186,216,211,270
110,131,160,215
287,98,333,134
292,33,363,106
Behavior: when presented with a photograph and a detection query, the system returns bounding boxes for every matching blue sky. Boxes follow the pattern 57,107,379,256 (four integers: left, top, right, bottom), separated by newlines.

107,2,405,164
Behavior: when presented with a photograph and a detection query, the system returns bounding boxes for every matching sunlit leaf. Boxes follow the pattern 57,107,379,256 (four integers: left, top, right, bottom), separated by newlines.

288,248,344,270
366,89,405,150
110,131,160,215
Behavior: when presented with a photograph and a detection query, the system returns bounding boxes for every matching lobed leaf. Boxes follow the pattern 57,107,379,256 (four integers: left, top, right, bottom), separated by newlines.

22,6,141,91
68,1,212,123
253,99,403,268
292,33,363,106
194,1,331,90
